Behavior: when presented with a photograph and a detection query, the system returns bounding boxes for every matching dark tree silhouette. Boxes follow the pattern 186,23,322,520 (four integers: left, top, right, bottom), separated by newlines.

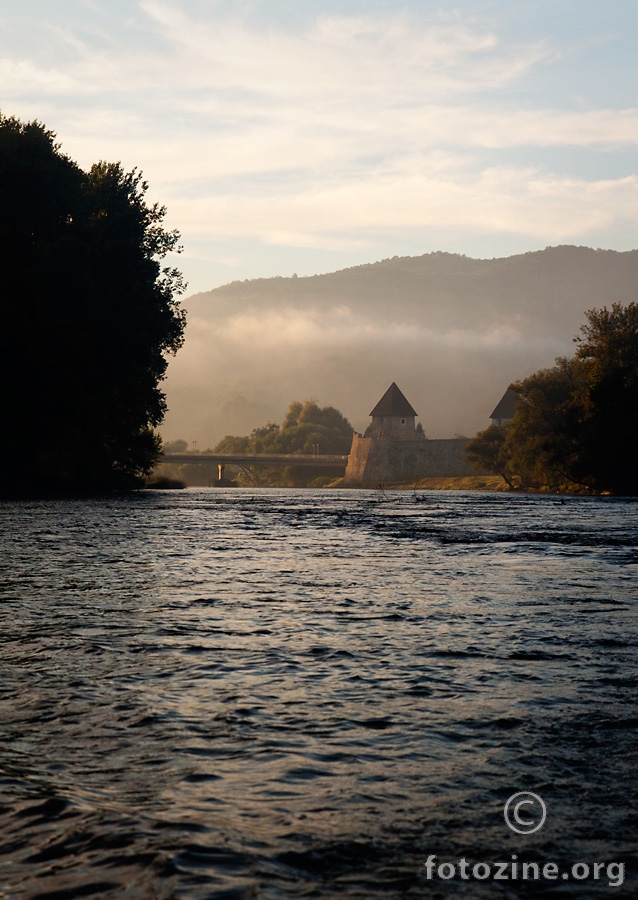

0,115,186,493
464,423,515,488
571,303,638,493
506,359,585,490
465,303,638,494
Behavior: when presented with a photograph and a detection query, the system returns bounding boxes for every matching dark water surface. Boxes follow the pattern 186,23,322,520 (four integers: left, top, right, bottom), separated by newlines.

0,489,636,898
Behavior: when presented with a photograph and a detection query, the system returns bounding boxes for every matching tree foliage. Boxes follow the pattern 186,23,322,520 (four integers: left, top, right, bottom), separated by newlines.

163,439,189,454
570,303,638,493
0,115,186,493
214,400,354,456
505,358,585,490
464,424,515,488
466,303,638,494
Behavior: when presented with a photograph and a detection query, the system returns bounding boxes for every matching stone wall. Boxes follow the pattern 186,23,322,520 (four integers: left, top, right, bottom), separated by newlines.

344,434,473,484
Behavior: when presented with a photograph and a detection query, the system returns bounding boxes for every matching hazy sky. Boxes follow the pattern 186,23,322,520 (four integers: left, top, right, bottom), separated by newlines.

3,0,638,293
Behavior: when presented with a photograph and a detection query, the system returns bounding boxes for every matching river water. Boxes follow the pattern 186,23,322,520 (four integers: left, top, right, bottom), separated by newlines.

0,489,636,899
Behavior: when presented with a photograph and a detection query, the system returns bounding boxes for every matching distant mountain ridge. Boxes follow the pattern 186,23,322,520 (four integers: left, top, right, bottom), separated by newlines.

187,246,638,334
163,246,638,446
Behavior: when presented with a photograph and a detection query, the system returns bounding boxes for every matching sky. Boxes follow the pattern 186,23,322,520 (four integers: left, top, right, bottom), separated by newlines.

3,0,638,295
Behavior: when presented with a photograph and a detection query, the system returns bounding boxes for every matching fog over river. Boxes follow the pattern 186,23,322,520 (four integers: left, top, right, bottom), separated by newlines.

1,489,636,898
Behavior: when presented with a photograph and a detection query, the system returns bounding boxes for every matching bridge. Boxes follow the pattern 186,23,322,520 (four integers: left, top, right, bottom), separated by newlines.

161,452,348,482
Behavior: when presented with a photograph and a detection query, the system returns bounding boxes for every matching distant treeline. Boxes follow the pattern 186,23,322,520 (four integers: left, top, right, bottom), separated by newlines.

465,303,638,494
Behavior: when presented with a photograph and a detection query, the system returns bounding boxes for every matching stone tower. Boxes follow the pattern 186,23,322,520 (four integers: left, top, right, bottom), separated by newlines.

366,382,421,440
344,382,474,485
345,382,426,484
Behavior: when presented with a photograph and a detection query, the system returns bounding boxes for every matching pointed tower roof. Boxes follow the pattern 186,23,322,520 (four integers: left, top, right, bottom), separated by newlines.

370,382,418,418
490,388,518,420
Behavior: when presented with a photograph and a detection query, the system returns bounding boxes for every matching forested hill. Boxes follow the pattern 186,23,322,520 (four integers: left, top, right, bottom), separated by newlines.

163,247,638,447
187,246,638,333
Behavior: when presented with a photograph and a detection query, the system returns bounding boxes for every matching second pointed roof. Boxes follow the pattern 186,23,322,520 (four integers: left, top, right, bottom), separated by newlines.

490,388,518,420
370,382,418,417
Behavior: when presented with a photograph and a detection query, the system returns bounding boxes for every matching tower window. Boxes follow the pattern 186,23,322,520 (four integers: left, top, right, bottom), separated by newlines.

401,418,406,424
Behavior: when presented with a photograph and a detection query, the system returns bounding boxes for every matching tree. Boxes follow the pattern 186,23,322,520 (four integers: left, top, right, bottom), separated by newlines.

464,423,515,488
571,303,638,493
214,400,354,457
0,115,186,493
506,358,585,489
213,399,354,486
465,303,638,494
163,439,189,453
281,401,303,430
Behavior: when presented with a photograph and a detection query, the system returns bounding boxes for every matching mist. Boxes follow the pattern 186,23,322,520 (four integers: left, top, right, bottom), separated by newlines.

161,245,638,447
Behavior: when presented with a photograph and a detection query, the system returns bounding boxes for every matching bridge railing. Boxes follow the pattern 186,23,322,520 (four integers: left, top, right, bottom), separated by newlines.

159,452,349,468
161,452,348,461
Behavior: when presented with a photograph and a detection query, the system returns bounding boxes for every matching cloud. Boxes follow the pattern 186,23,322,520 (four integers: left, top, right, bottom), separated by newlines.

139,3,547,101
4,2,638,287
164,164,638,248
0,59,76,94
6,5,552,117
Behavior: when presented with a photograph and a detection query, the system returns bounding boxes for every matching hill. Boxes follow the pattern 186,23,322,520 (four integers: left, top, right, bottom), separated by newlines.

161,246,638,446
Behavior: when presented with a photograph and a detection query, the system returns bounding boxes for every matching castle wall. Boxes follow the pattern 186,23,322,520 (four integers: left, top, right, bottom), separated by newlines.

344,434,473,484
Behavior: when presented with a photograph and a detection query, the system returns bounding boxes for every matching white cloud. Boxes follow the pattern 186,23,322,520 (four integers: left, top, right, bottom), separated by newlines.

4,2,638,280
7,4,550,109
162,163,638,248
0,59,76,94
139,3,545,100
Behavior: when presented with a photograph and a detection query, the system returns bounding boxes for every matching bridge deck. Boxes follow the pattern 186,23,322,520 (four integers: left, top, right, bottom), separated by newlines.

161,453,348,469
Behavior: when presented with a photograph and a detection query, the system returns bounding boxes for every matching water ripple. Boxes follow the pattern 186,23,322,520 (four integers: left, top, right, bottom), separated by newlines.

0,489,636,898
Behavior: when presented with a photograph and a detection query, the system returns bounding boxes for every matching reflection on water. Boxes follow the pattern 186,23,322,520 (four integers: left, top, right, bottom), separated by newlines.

0,489,636,898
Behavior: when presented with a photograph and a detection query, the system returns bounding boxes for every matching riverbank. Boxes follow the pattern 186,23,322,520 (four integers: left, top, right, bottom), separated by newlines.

412,474,509,490
327,475,509,491
329,475,602,493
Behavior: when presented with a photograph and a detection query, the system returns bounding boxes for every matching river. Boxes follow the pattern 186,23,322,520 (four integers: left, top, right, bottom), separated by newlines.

0,489,636,898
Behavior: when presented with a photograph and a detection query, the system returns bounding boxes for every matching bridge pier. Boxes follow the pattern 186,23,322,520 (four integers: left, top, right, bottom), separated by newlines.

218,463,225,482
